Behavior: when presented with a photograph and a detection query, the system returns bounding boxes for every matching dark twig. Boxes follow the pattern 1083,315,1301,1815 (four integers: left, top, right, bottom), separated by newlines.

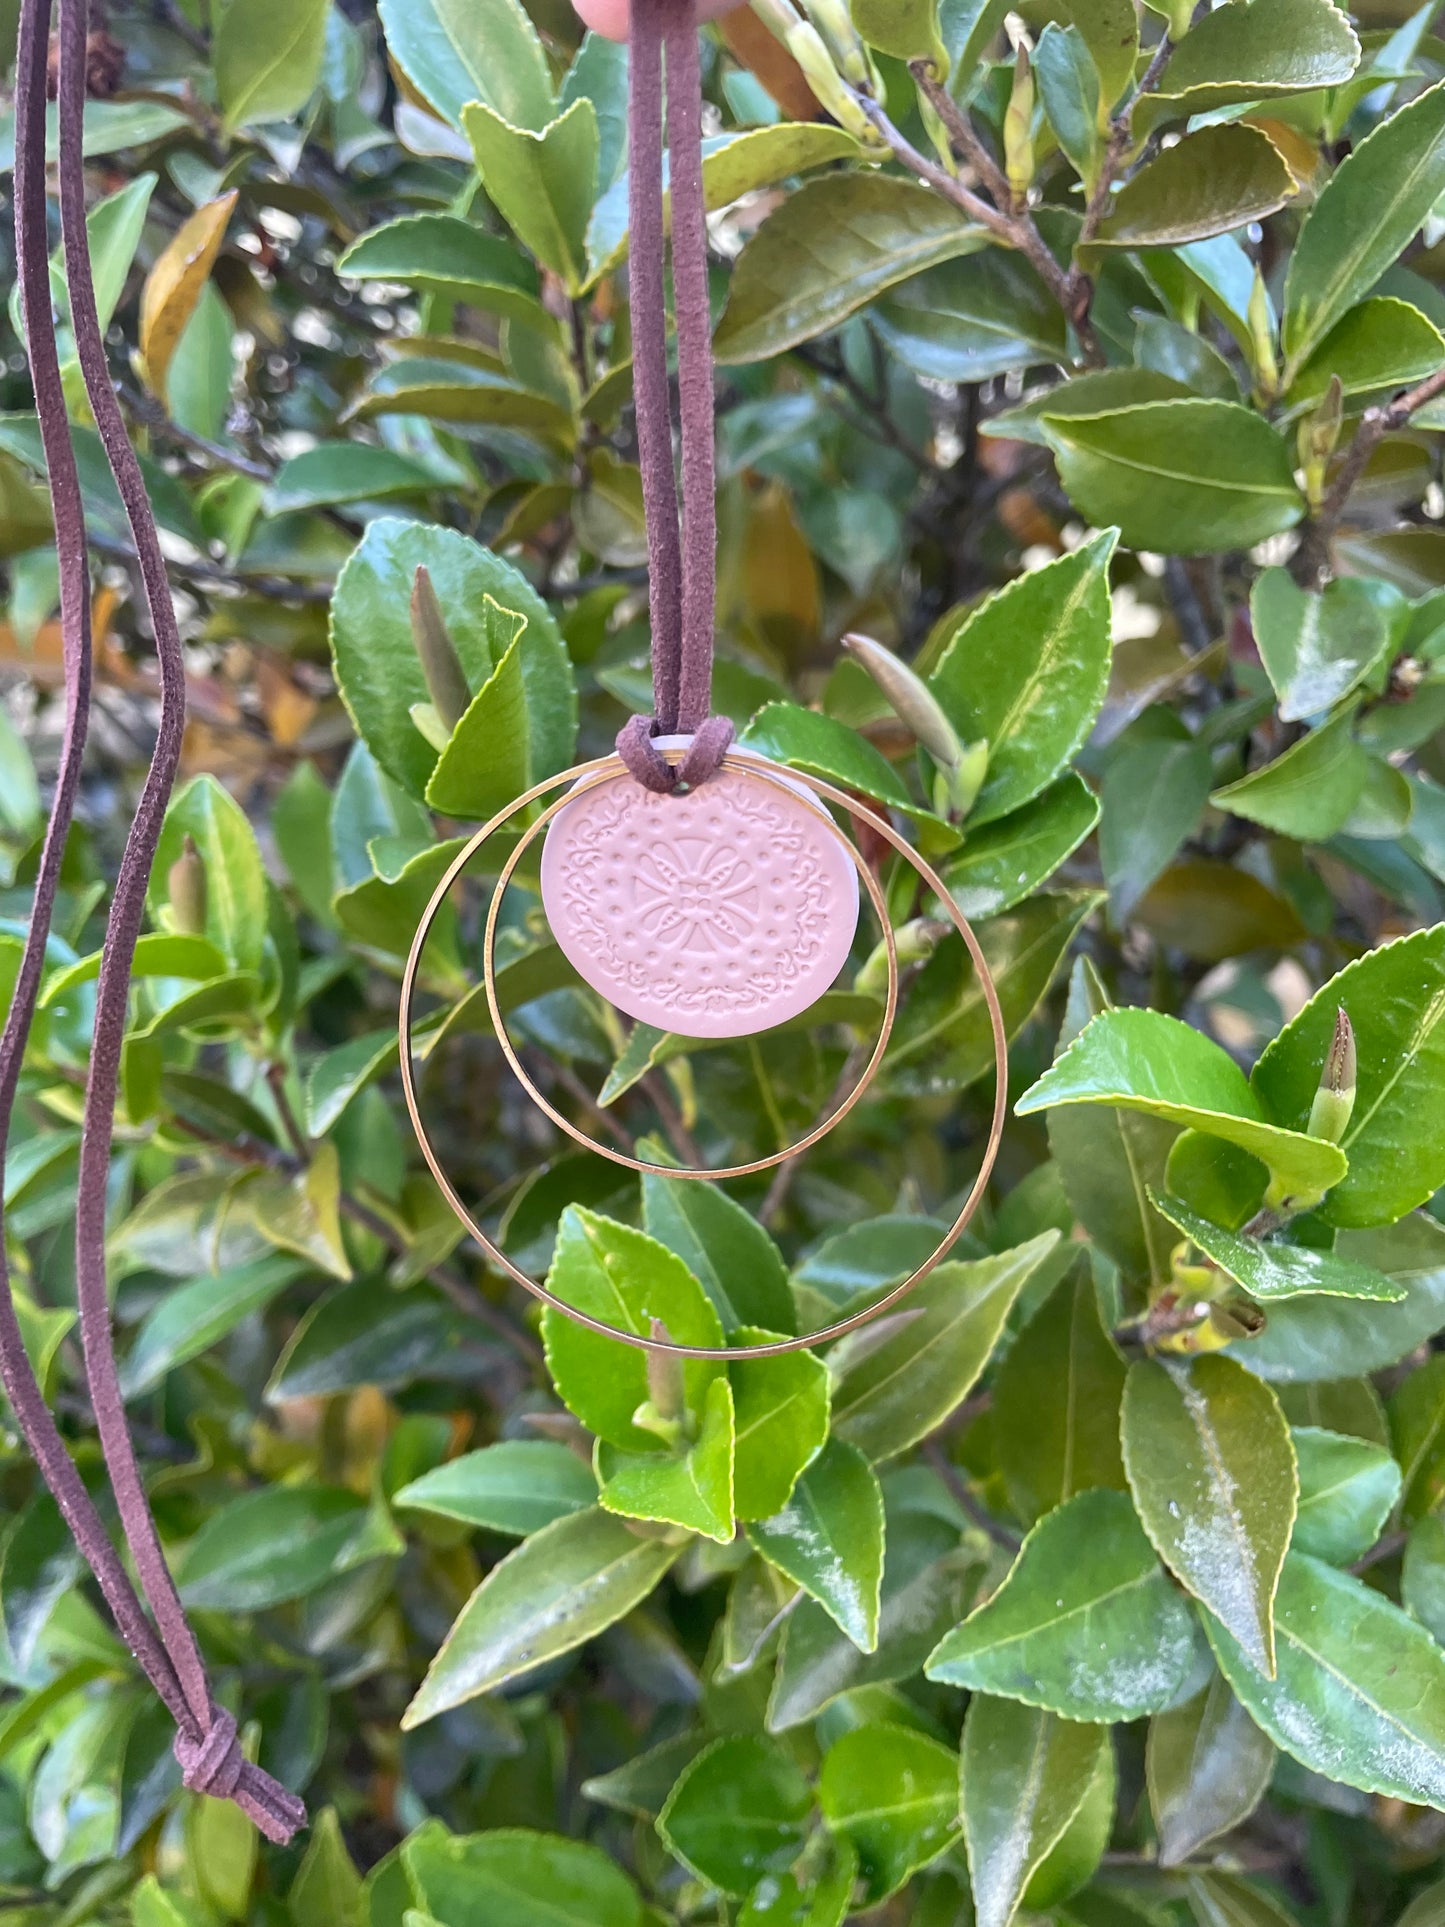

119,383,273,482
923,1440,1021,1552
1292,363,1445,586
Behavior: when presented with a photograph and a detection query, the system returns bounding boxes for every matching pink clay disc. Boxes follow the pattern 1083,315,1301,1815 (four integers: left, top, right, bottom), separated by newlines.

539,741,861,1038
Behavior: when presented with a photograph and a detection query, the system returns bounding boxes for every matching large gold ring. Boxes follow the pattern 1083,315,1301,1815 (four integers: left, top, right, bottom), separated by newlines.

399,748,1009,1361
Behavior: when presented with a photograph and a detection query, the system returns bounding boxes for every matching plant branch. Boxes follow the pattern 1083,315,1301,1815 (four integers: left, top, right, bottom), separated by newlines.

1292,362,1445,586
923,1440,1021,1552
119,382,273,482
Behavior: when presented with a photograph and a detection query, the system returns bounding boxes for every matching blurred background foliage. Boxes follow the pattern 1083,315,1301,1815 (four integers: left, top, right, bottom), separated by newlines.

4,0,1445,1921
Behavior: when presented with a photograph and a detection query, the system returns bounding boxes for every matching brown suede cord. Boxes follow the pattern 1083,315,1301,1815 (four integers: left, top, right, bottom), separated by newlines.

4,0,305,1844
615,0,732,792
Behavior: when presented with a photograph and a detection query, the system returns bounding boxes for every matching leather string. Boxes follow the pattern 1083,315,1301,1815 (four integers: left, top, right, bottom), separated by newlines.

6,0,306,1844
615,0,732,792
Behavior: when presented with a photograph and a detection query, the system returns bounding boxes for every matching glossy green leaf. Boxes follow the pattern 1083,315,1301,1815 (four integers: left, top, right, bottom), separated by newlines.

658,1735,812,1897
1095,125,1296,248
1250,567,1393,723
463,100,598,291
831,1236,1060,1462
1242,1215,1445,1381
1291,1426,1399,1565
586,123,864,280
1151,1193,1405,1303
737,1842,856,1927
926,1489,1199,1720
376,0,554,131
983,368,1193,445
1143,0,1359,120
1283,78,1445,368
266,1281,479,1399
424,607,533,822
942,773,1099,921
728,1337,830,1521
872,250,1066,384
1186,1872,1304,1927
598,1376,736,1543
120,1255,299,1398
393,1441,599,1537
1017,1008,1348,1208
746,1437,885,1651
1036,25,1101,191
265,445,452,515
179,1486,377,1611
642,1174,795,1336
818,1723,960,1902
1403,1514,1445,1645
1100,734,1214,922
929,533,1117,827
1123,1355,1296,1675
739,701,921,819
150,775,268,976
853,0,948,67
1252,926,1445,1228
1211,708,1369,841
403,1827,642,1927
404,1509,682,1726
1147,1674,1276,1867
1390,1353,1445,1525
215,0,329,130
962,1694,1109,1927
1040,400,1303,555
336,216,542,320
714,175,984,364
994,1264,1128,1525
288,1809,363,1927
1,1497,82,1669
1205,1551,1445,1806
329,518,572,802
888,891,1102,1094
1288,296,1445,408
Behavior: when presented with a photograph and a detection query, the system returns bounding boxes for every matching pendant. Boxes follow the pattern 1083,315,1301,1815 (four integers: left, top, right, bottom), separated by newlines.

539,739,861,1038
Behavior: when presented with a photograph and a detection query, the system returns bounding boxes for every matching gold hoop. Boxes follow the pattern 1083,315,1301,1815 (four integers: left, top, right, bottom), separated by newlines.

481,761,897,1180
399,749,1010,1361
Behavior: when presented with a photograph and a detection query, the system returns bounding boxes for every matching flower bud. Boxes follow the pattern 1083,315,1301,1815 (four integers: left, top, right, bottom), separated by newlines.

783,18,882,144
1298,375,1344,508
1004,48,1036,204
167,834,207,937
855,916,945,998
1307,1006,1357,1146
1247,267,1279,401
800,0,875,89
410,565,471,733
844,633,962,768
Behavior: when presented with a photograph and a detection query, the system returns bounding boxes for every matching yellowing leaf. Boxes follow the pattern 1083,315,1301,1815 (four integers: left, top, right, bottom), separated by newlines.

139,193,237,405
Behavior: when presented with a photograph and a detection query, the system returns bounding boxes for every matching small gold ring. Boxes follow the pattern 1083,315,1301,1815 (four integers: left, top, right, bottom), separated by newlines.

399,749,1009,1361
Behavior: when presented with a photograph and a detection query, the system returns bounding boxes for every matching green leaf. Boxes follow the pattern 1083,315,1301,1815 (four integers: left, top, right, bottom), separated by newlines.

329,518,572,802
942,774,1099,921
265,444,453,514
393,1441,599,1537
983,368,1193,445
1147,1674,1276,1868
2,1497,82,1669
1095,125,1296,247
831,1236,1060,1462
1249,567,1393,723
1205,1550,1445,1806
403,1827,642,1927
120,1255,300,1397
738,701,924,820
542,1208,725,1450
376,0,554,131
1211,708,1369,841
1288,296,1445,408
1403,1513,1445,1645
1100,734,1214,922
587,123,865,281
598,1376,737,1544
1390,1352,1445,1525
463,100,598,292
179,1485,377,1611
737,1843,856,1927
888,891,1103,1094
994,1264,1128,1525
872,249,1067,384
729,1337,830,1522
1150,1193,1405,1303
746,1437,885,1651
404,1508,682,1726
853,0,948,67
288,1809,363,1927
1017,1009,1348,1209
1283,78,1445,369
714,175,985,364
1291,1426,1400,1564
962,1694,1109,1927
1050,959,1177,1291
1123,1356,1297,1676
817,1723,961,1903
1143,0,1359,120
1252,927,1445,1228
215,0,328,130
1036,26,1102,190
424,610,533,821
1186,1873,1304,1927
349,357,573,434
266,1282,479,1399
150,774,268,975
337,216,542,320
768,1504,976,1731
1061,0,1139,108
1242,1215,1445,1381
929,533,1117,827
642,1175,795,1336
658,1736,812,1897
926,1489,1199,1720
583,1735,708,1823
1039,400,1304,555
